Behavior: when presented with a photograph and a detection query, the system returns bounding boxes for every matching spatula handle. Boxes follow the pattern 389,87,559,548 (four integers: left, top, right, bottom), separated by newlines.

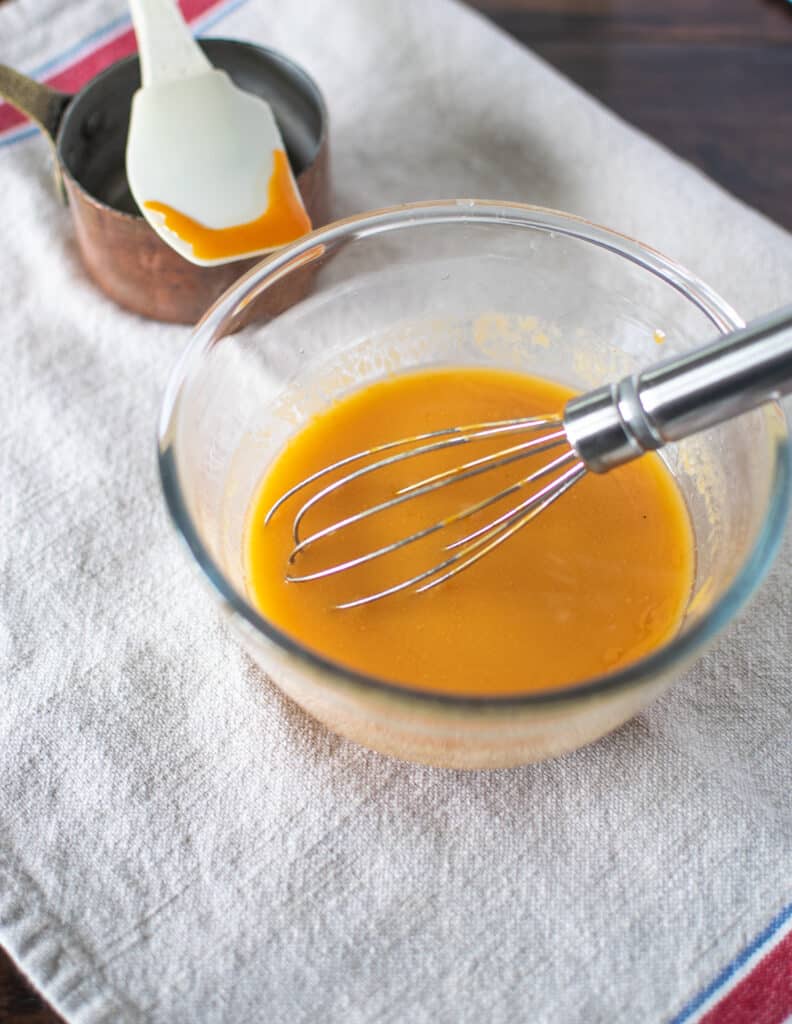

129,0,211,87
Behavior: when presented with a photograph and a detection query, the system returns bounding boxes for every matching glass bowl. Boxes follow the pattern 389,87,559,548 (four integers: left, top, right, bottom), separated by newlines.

157,201,790,769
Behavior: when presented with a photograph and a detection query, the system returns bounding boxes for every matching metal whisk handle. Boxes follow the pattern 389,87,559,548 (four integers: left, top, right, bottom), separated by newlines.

564,304,792,473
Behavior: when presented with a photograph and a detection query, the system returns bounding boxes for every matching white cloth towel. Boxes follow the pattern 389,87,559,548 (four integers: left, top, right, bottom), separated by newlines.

1,1,791,1022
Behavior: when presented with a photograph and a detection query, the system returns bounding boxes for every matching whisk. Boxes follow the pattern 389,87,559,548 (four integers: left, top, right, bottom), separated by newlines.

266,304,792,608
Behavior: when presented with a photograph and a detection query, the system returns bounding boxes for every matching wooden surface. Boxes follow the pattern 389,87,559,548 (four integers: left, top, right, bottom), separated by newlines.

474,0,792,229
1,0,791,1020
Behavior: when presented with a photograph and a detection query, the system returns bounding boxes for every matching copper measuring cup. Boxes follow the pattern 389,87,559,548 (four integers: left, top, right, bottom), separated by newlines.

0,39,330,323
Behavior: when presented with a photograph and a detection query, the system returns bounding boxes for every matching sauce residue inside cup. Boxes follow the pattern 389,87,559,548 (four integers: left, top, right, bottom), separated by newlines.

245,366,694,696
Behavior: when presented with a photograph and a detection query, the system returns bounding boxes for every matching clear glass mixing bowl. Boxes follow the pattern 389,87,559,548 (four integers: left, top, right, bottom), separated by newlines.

158,201,790,769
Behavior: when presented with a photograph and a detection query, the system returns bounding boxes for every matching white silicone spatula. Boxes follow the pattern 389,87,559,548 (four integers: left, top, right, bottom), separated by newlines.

125,0,311,266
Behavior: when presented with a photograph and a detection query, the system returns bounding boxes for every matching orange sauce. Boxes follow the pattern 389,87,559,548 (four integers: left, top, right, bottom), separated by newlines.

244,367,694,695
144,150,311,261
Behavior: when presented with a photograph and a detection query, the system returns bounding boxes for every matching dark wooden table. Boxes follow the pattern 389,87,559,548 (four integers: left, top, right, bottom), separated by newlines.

474,0,792,230
1,1,791,1020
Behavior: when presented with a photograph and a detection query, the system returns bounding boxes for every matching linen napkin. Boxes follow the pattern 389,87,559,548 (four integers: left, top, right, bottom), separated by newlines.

1,1,791,1022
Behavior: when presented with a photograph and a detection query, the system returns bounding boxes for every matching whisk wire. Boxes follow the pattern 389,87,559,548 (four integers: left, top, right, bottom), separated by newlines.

264,416,559,536
290,416,560,544
287,427,567,563
394,428,567,496
337,459,587,609
286,450,565,585
444,449,580,551
415,461,587,596
266,412,587,608
285,445,577,586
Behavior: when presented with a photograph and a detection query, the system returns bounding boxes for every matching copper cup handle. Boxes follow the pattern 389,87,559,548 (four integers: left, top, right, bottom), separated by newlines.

0,64,71,199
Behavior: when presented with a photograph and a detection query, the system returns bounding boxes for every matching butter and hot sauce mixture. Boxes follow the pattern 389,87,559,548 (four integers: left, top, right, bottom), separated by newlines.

245,367,694,696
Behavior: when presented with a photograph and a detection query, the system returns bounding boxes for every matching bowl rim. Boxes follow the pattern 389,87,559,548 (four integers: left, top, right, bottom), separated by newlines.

157,200,791,709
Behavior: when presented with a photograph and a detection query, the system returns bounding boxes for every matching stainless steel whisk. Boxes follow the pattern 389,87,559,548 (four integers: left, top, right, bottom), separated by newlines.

266,305,792,608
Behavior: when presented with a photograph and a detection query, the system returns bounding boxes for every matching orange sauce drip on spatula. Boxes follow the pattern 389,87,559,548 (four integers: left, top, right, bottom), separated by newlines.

144,150,311,261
